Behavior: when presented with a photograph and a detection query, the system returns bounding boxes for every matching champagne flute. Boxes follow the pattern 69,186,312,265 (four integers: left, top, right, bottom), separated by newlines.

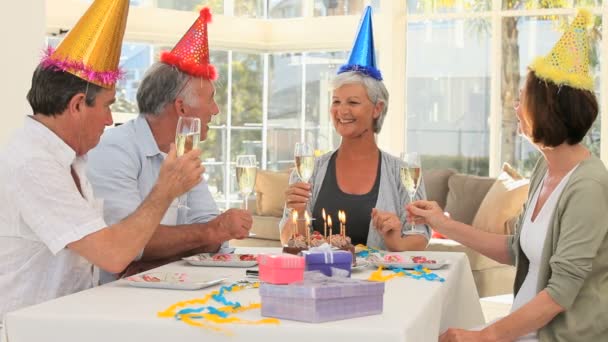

294,142,314,183
175,117,201,211
236,155,257,211
400,152,422,232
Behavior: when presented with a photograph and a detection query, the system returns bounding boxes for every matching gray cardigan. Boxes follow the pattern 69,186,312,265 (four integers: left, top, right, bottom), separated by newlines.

279,150,431,250
508,156,608,341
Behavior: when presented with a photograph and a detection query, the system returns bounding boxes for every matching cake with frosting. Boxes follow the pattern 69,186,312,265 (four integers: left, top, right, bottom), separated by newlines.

328,234,355,264
309,231,326,247
282,234,309,255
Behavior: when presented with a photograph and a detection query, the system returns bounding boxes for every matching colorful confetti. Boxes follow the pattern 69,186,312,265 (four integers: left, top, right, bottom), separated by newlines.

367,265,445,283
355,244,380,258
158,280,280,335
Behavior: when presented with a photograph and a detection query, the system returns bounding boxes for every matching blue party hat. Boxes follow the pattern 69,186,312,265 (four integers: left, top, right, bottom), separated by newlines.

338,6,382,80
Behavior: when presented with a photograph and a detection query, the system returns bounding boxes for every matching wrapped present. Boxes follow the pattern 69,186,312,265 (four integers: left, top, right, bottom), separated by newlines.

260,272,385,323
258,254,305,284
303,244,352,277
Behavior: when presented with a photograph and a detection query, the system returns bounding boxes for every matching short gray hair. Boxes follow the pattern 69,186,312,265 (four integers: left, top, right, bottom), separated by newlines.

137,62,195,115
331,71,389,133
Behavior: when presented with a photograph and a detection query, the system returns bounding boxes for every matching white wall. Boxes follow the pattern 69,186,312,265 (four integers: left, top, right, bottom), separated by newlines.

0,1,45,145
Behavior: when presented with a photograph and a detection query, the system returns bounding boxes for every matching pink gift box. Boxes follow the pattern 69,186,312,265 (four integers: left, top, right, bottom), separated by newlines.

258,254,305,284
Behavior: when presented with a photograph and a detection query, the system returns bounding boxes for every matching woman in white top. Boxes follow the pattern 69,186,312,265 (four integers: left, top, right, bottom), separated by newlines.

406,10,608,342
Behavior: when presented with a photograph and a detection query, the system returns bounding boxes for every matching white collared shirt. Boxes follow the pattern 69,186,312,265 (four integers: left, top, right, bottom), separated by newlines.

0,117,107,319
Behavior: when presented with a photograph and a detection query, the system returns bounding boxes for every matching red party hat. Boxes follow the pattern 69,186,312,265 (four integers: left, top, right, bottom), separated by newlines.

160,7,217,80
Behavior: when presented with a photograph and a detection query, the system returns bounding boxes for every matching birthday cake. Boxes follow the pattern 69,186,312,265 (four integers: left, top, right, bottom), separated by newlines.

309,231,326,247
282,234,309,255
328,234,355,264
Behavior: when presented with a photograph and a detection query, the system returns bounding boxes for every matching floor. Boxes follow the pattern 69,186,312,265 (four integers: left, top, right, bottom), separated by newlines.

479,294,513,323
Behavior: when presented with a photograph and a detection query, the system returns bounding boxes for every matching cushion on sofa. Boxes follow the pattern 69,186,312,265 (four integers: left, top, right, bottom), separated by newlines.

444,174,495,225
254,169,290,217
249,215,282,240
472,164,529,235
423,168,457,209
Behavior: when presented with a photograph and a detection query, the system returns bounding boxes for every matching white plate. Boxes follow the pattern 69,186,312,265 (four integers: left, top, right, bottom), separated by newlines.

124,272,226,290
351,258,371,272
183,253,258,267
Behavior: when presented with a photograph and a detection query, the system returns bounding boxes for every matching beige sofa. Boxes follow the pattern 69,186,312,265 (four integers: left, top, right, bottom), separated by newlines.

231,167,528,298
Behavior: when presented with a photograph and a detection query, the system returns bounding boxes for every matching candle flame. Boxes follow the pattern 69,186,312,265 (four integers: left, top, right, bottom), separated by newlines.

322,208,326,220
292,210,298,224
339,210,346,224
327,215,332,227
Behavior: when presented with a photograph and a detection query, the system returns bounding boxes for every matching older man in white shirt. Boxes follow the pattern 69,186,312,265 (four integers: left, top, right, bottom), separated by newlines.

0,0,204,324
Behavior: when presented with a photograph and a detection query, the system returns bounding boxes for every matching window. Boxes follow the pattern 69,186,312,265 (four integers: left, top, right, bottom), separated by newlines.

268,0,302,18
313,0,366,16
408,1,604,177
406,19,491,176
56,0,607,204
501,13,602,176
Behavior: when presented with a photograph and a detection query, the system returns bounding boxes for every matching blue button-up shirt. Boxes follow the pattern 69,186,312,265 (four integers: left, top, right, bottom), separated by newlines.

87,115,222,282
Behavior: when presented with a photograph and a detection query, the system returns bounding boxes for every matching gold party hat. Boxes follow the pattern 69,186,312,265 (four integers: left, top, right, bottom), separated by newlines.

529,9,594,91
41,0,129,88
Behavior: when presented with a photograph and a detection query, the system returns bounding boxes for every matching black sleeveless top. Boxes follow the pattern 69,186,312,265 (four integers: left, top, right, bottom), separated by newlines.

311,150,382,245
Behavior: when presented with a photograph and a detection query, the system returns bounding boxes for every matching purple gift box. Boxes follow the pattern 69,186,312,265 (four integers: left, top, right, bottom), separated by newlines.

303,249,352,277
260,276,385,323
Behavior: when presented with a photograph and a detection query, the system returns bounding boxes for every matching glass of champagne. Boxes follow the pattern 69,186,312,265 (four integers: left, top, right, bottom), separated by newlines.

236,155,257,211
400,152,422,232
175,117,201,211
294,142,314,183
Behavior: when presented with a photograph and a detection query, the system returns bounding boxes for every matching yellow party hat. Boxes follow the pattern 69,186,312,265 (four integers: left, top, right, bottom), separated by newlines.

41,0,129,88
529,9,594,91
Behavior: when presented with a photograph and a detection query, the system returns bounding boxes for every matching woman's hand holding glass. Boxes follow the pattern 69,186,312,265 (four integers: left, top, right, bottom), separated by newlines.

400,152,423,231
406,200,450,232
289,141,314,213
294,142,314,184
285,182,311,213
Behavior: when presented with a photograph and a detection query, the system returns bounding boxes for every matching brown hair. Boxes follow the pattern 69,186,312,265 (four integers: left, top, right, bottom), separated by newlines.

523,70,598,147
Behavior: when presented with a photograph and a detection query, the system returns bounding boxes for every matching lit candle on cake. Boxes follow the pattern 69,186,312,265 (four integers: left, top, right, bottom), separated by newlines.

291,210,299,241
327,215,333,238
338,210,345,237
343,211,347,238
304,211,311,247
322,208,327,241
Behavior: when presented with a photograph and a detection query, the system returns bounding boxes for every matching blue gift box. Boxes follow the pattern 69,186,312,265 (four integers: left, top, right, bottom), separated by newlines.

303,249,352,277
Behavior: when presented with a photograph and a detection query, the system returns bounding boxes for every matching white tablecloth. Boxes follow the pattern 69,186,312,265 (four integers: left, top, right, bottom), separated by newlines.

4,249,484,342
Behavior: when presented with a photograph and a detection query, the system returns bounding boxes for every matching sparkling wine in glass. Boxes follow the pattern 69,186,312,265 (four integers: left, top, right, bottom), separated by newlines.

400,152,422,232
236,155,257,211
176,118,201,157
175,117,201,212
294,142,314,183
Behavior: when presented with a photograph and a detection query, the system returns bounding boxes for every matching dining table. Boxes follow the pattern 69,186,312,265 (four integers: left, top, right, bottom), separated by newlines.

3,248,485,342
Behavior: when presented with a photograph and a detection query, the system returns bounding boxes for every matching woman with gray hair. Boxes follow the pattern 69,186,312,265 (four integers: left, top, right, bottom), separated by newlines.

278,69,430,251
279,6,430,251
